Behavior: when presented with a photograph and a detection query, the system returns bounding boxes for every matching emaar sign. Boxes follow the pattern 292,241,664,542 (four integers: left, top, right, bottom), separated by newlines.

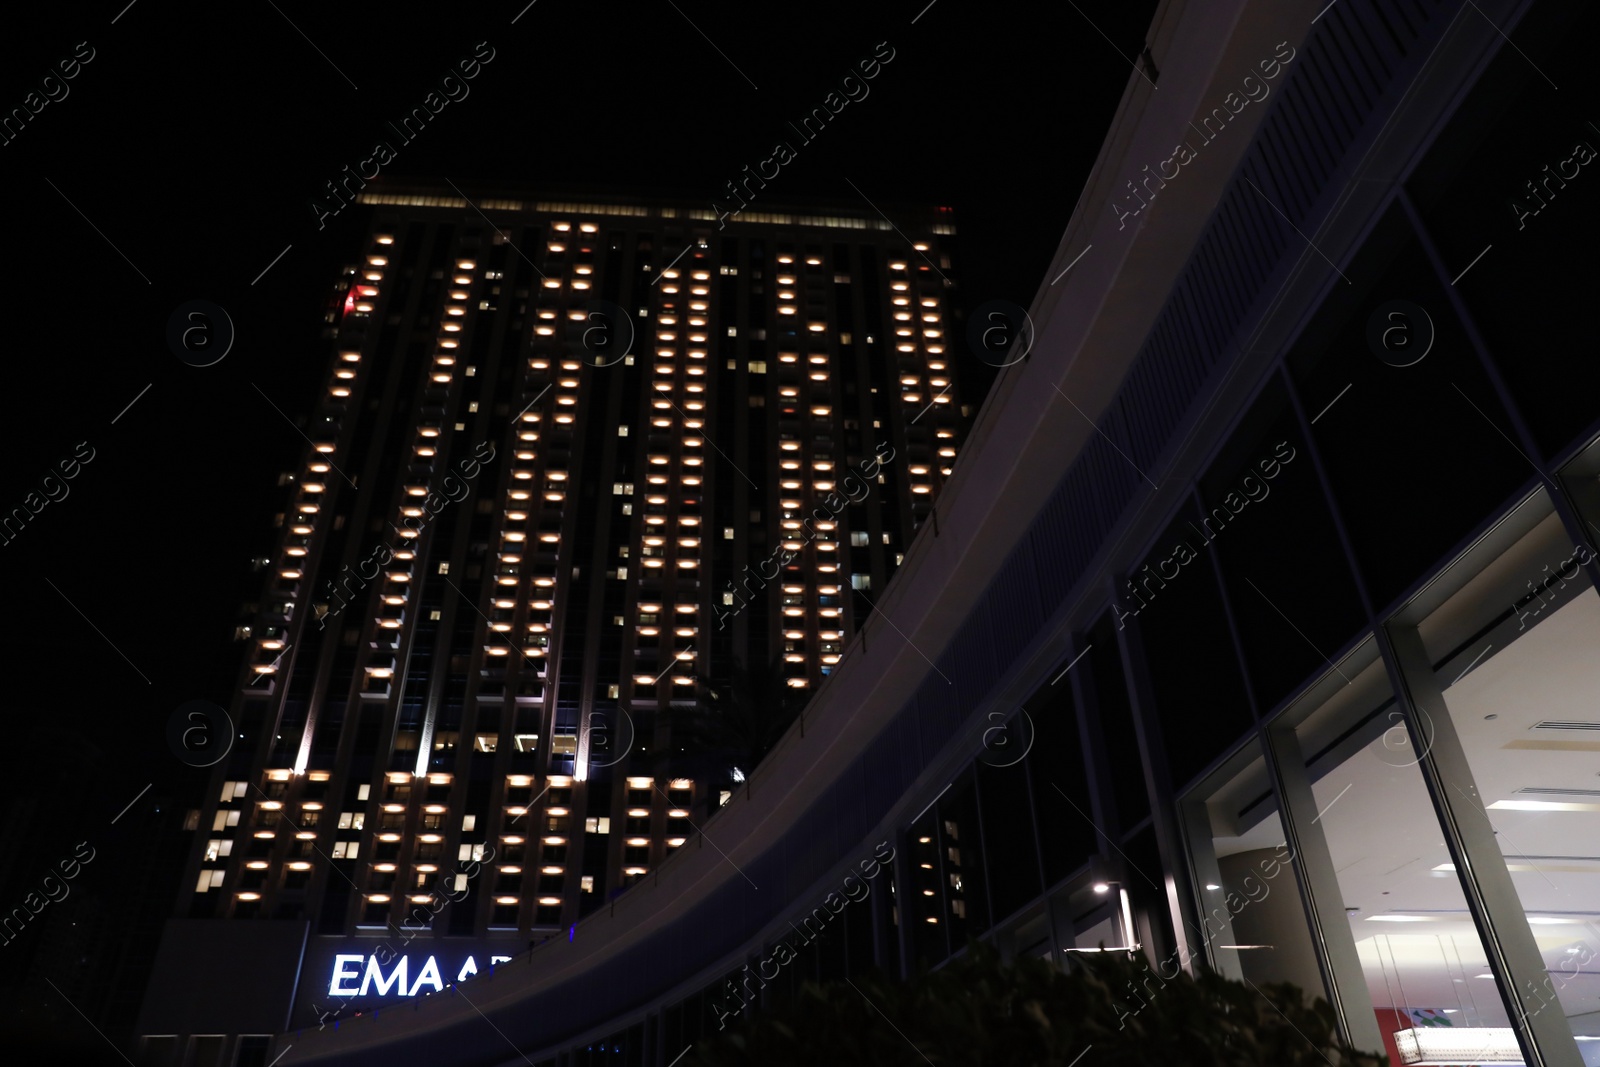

326,951,514,998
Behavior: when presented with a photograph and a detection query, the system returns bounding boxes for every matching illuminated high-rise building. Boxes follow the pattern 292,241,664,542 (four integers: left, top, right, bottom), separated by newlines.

139,1,1600,1064
138,186,967,1061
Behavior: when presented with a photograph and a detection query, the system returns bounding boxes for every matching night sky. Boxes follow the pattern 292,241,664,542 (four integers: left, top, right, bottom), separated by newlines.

0,0,1156,1049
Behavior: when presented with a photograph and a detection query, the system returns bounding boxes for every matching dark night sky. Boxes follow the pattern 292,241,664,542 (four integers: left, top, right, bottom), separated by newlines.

0,0,1156,1034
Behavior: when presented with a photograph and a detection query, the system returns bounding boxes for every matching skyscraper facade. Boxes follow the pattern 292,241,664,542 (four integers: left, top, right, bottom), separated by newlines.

139,1,1600,1065
166,187,965,973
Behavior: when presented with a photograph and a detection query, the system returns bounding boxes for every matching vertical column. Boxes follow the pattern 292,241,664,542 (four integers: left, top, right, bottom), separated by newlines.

1378,623,1584,1067
1261,726,1384,1052
1112,593,1201,972
1173,795,1243,980
1064,629,1133,968
1066,632,1121,845
892,834,913,979
871,840,899,978
1019,751,1063,967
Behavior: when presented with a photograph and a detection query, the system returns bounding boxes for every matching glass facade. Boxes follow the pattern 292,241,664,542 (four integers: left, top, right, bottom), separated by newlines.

534,4,1600,1064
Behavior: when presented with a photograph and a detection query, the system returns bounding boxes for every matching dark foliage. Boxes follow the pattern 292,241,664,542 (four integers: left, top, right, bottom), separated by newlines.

696,941,1389,1066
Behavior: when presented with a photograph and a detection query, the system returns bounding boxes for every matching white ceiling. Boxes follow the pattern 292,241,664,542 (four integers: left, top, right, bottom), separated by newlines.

1207,588,1600,1035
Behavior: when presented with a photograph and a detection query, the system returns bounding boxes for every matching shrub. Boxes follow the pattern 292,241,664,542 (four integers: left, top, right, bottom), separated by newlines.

695,941,1388,1066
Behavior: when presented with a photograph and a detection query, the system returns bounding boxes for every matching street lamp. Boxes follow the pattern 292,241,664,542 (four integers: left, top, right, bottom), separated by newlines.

1086,879,1140,952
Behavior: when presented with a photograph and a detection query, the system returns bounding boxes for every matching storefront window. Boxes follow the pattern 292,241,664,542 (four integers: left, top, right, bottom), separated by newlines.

1180,635,1538,1062
1413,495,1600,1059
1268,631,1532,1063
1183,749,1322,994
1306,679,1507,1065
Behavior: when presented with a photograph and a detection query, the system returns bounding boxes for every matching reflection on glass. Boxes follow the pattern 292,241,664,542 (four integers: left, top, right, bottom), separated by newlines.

906,812,944,969
939,775,988,944
1192,754,1322,994
1316,729,1510,1064
1065,883,1129,954
1440,585,1600,1058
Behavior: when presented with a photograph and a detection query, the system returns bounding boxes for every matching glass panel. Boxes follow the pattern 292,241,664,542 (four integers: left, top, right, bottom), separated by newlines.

816,899,849,983
977,756,1042,924
1054,834,1165,963
905,811,945,969
763,933,802,1010
236,1036,272,1067
1306,660,1510,1066
142,1037,179,1067
845,888,877,976
1199,376,1365,713
1287,203,1527,610
1405,0,1600,460
1426,510,1600,1052
994,905,1053,964
1122,825,1173,962
190,1036,226,1067
938,774,989,943
1087,614,1149,827
1187,751,1323,993
1027,662,1099,886
1126,506,1254,789
1061,878,1130,954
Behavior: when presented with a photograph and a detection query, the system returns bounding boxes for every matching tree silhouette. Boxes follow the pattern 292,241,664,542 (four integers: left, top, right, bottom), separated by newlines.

697,940,1389,1066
